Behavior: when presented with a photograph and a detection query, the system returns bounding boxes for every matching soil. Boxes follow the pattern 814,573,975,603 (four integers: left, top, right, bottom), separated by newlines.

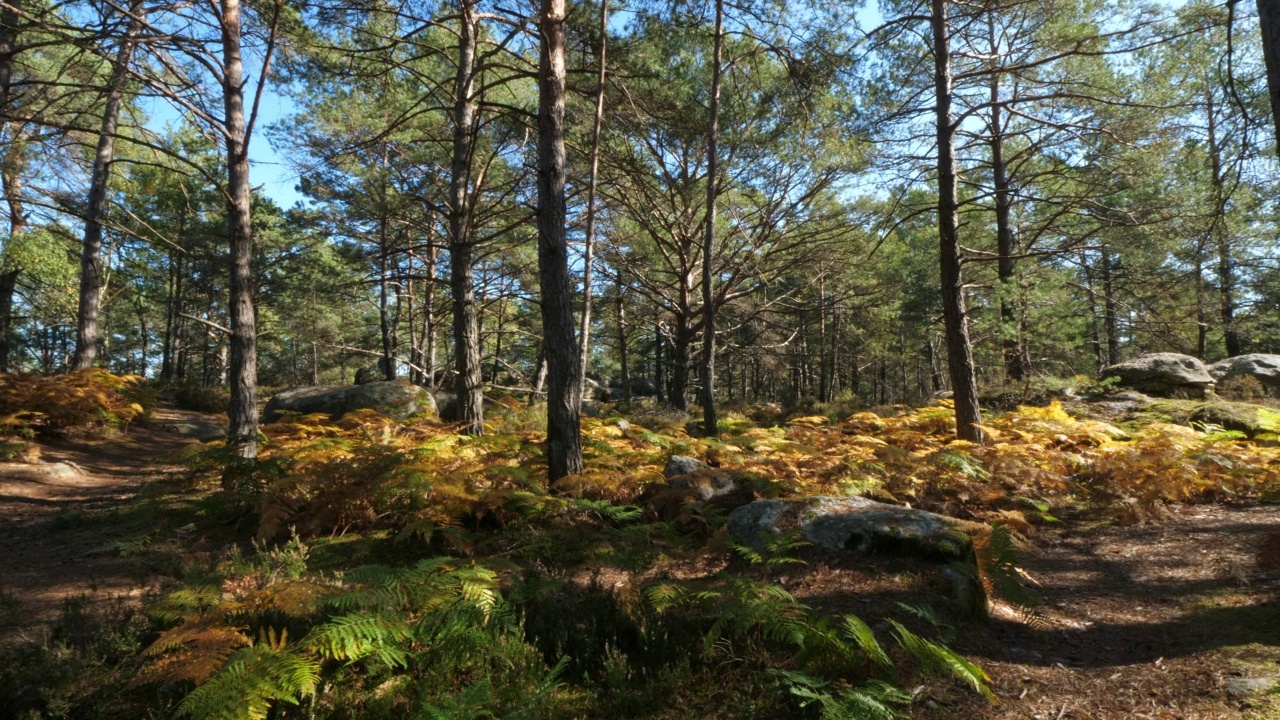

0,411,1277,718
0,407,222,643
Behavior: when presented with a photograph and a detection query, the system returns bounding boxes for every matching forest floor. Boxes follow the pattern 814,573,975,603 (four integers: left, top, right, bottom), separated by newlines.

0,406,1277,719
0,407,222,643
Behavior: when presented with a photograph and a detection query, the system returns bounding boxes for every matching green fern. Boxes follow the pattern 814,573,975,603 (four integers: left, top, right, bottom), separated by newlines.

886,619,993,701
175,644,320,720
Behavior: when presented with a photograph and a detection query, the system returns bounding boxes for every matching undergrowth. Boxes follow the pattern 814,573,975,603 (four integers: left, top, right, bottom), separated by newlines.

0,370,152,437
9,395,1280,718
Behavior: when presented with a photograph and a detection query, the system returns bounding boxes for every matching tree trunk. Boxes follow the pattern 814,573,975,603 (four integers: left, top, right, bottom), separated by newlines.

986,19,1026,382
670,309,692,411
932,0,983,442
1257,0,1280,158
1100,244,1119,364
576,0,608,400
700,0,724,436
425,224,438,388
222,0,259,460
378,205,396,379
616,271,630,403
537,0,583,481
74,1,144,370
450,0,484,434
1205,90,1241,357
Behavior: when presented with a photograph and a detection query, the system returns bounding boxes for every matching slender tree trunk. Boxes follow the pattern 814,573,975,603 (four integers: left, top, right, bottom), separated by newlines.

932,0,983,442
73,1,143,370
425,225,438,388
1205,91,1241,357
537,0,583,481
222,0,259,460
1257,0,1280,157
378,207,396,379
0,0,22,374
616,271,630,403
986,24,1026,382
450,0,484,434
1100,244,1119,364
576,0,608,399
700,0,724,436
671,309,692,411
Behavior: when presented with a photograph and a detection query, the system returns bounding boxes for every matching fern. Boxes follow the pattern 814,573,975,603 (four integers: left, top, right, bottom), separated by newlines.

886,619,993,700
305,611,413,667
841,614,893,670
175,644,320,720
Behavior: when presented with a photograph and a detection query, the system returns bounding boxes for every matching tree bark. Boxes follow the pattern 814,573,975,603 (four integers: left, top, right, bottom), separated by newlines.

932,0,983,442
222,0,259,460
986,13,1027,382
1205,90,1241,356
576,0,608,400
1257,0,1280,157
700,0,724,436
73,1,144,370
537,0,583,481
1100,244,1119,364
450,0,484,434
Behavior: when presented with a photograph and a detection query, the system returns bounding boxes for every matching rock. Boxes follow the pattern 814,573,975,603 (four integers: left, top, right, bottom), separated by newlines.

1209,354,1280,391
36,461,84,480
354,357,393,385
663,455,707,478
264,381,437,423
583,377,611,402
728,496,975,561
1190,401,1268,438
609,377,659,399
1223,676,1279,698
616,419,631,433
668,469,738,501
1100,353,1215,398
166,419,227,441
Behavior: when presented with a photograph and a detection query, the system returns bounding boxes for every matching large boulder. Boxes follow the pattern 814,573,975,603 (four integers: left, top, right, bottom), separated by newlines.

264,381,436,423
728,496,977,561
1208,354,1280,392
1100,353,1215,398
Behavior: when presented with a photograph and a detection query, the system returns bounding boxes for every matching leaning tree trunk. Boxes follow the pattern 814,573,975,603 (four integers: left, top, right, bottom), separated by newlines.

932,0,983,443
700,0,724,437
449,0,484,435
73,1,144,370
222,0,259,460
537,0,583,481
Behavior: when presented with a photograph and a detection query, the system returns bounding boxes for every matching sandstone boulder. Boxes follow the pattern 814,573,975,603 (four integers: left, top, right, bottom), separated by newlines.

1208,354,1280,392
1100,353,1214,398
264,381,436,423
728,496,976,561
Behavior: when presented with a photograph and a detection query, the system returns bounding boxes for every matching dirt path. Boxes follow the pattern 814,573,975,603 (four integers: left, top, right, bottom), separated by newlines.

0,408,224,642
947,505,1280,719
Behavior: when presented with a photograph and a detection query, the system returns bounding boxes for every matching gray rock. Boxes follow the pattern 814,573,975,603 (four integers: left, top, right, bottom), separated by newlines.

166,419,227,441
583,377,611,402
663,455,707,478
1209,354,1280,390
354,357,393,385
728,496,974,561
36,461,84,480
1101,353,1215,398
616,419,631,433
264,381,437,423
1223,676,1279,698
668,470,737,501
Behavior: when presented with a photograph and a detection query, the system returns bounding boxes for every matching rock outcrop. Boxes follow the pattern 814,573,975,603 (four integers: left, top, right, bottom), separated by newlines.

1100,353,1215,398
728,496,978,561
264,381,437,423
1209,354,1280,393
